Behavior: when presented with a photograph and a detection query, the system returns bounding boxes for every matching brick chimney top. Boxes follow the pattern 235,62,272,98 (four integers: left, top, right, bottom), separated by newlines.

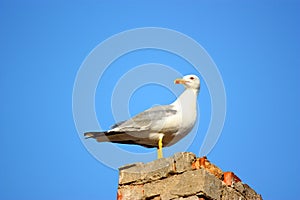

118,152,262,200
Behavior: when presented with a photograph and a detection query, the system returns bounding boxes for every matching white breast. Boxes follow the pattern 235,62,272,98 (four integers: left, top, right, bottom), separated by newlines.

168,88,198,145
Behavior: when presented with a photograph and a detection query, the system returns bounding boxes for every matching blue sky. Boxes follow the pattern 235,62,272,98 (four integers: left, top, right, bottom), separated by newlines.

1,1,299,199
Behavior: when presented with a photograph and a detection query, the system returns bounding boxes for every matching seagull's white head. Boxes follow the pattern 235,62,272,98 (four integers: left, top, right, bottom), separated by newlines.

174,74,200,90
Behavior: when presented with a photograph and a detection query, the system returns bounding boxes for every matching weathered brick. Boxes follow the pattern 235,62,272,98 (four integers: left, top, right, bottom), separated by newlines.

118,152,262,200
221,186,246,200
243,184,262,200
173,195,199,200
171,169,222,200
117,185,144,200
233,181,245,194
144,175,179,199
173,152,196,173
223,172,241,186
192,157,223,180
119,162,144,185
119,157,175,185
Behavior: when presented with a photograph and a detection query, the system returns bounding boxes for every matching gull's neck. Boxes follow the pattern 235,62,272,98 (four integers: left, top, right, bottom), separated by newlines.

171,88,199,108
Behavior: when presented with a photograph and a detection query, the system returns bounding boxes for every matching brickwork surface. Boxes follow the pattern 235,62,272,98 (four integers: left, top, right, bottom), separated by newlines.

118,152,262,200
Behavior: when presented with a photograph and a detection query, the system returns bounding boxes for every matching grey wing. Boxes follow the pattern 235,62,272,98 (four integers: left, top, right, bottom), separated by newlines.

110,120,126,129
110,105,179,133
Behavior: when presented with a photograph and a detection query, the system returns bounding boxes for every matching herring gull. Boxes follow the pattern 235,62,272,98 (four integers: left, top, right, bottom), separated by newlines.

84,74,200,159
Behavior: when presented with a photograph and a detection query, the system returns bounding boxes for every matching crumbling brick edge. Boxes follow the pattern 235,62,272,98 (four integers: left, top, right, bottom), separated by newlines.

117,152,262,200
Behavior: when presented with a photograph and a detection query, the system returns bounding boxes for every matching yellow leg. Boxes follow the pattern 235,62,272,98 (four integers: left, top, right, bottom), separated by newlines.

157,136,163,159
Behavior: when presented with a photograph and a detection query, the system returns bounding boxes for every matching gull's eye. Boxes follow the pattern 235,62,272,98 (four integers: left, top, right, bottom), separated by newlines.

190,77,194,80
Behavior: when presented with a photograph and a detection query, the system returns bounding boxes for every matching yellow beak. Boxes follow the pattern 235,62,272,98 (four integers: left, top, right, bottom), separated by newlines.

174,78,186,84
